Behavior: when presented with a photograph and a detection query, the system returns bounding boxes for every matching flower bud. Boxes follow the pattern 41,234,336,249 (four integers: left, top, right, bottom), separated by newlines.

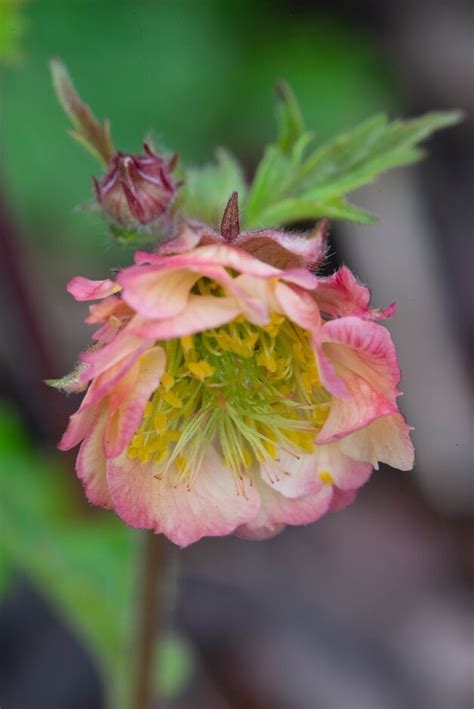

93,144,178,227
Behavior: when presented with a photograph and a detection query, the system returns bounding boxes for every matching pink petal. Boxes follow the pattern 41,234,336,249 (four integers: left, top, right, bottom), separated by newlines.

261,444,372,498
317,369,398,444
118,266,200,319
86,297,133,325
81,346,145,403
261,450,323,499
58,400,98,451
149,226,201,257
67,276,120,301
76,409,112,507
107,447,260,547
321,316,401,399
91,321,122,345
339,413,414,471
329,488,357,512
104,347,166,458
235,477,332,540
130,295,242,340
318,445,373,491
80,331,150,383
274,281,320,331
316,266,395,320
317,317,403,442
132,244,282,278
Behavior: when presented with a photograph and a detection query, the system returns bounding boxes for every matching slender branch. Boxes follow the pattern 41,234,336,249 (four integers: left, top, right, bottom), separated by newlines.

132,531,167,709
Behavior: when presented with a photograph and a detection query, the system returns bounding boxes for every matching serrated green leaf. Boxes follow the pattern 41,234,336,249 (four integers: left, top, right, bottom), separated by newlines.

180,148,247,228
250,195,376,229
275,80,305,153
297,111,461,199
244,89,462,229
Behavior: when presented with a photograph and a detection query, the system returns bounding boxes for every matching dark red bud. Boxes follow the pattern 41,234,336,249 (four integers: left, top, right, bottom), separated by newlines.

220,191,240,242
94,144,179,227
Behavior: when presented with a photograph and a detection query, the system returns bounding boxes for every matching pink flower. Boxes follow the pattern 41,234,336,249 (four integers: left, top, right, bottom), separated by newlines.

56,228,413,546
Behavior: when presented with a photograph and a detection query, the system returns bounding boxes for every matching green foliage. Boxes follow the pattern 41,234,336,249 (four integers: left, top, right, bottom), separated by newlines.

243,90,462,229
0,405,136,687
0,403,192,703
2,1,396,269
0,0,28,65
180,148,247,229
155,632,194,698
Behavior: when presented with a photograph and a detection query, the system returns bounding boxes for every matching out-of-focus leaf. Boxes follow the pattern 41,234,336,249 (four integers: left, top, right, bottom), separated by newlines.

275,79,305,153
0,403,136,697
0,402,193,705
252,195,377,227
244,98,463,229
0,547,12,598
154,633,194,699
0,0,27,65
180,148,247,228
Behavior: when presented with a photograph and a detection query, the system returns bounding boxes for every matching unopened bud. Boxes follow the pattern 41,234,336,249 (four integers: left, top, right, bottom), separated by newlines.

94,144,179,227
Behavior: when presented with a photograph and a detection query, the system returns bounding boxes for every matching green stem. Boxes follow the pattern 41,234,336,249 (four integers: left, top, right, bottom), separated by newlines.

131,531,168,709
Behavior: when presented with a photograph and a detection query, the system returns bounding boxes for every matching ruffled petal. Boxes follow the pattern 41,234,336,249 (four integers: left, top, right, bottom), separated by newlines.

339,413,414,470
329,488,357,512
118,266,200,319
130,295,242,340
107,447,260,546
67,276,120,301
317,317,402,442
58,401,98,451
321,316,401,400
317,369,398,444
76,409,112,507
133,243,282,278
104,347,166,458
80,332,150,383
261,443,372,498
235,478,332,540
315,266,395,320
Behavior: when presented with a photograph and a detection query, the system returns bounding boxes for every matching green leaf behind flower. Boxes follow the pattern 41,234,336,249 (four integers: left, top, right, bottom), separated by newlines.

179,148,247,229
243,87,463,229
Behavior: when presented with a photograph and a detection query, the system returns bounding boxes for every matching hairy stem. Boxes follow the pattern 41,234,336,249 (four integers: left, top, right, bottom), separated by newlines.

132,532,167,709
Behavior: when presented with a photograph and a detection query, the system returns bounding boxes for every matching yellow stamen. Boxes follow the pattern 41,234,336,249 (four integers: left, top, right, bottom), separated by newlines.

153,412,168,432
161,371,175,391
188,360,215,380
163,391,183,408
180,335,193,353
319,470,333,485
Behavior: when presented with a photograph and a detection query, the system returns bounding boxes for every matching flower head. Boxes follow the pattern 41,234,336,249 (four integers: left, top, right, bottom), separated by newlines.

94,144,178,227
56,225,413,546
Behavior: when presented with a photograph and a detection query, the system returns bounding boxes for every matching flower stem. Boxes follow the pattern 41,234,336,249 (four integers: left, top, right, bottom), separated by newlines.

131,531,167,709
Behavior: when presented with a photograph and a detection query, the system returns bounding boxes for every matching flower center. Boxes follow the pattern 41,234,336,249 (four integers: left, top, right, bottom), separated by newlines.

127,299,330,490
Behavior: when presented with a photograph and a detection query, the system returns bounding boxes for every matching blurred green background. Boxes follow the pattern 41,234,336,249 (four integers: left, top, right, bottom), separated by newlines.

2,0,396,269
1,2,471,708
